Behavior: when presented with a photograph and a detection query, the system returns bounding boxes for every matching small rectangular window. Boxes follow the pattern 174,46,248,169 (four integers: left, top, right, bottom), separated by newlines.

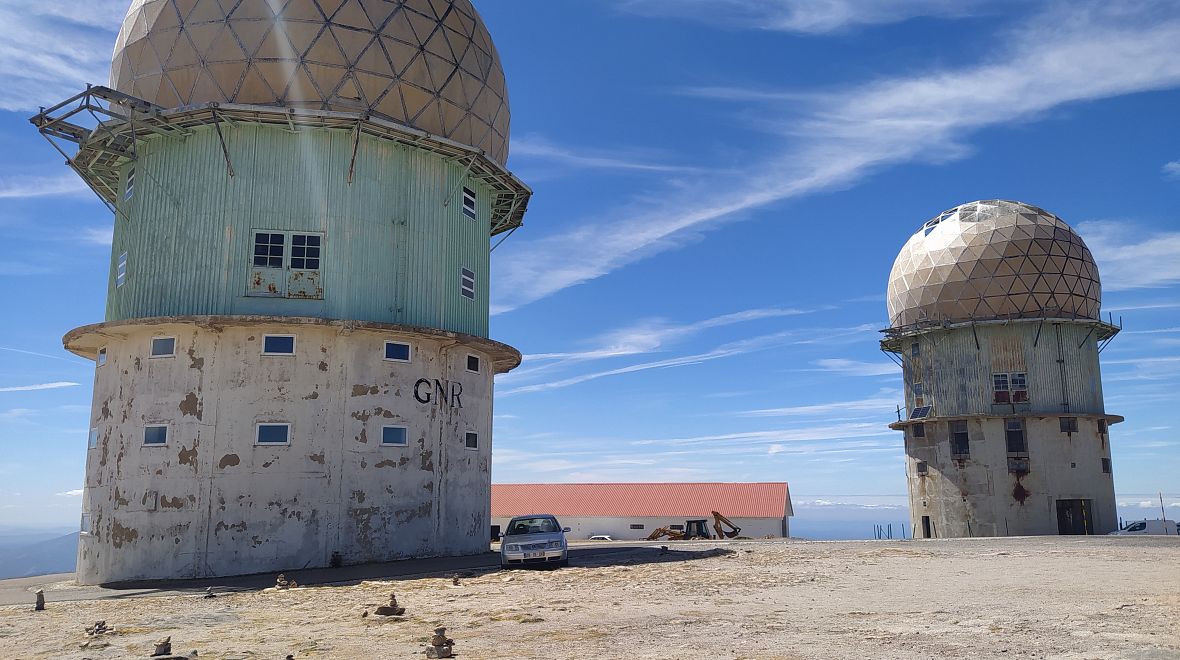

80,512,92,535
466,354,480,373
910,342,920,357
912,382,924,397
256,423,290,445
1101,457,1111,474
124,167,135,201
290,233,321,270
912,422,925,438
669,524,685,531
915,460,928,474
382,426,408,446
144,424,168,445
1011,372,1028,402
150,337,176,358
1007,456,1030,474
460,267,476,300
384,341,411,362
96,348,107,367
116,252,128,288
629,523,645,530
464,431,478,450
993,373,1010,403
1005,419,1027,453
253,232,285,268
1097,419,1107,435
88,427,99,449
462,186,477,220
1059,417,1078,433
262,334,296,355
951,420,970,456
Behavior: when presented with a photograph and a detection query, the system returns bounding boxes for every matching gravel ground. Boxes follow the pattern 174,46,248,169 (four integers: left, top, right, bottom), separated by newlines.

0,536,1176,659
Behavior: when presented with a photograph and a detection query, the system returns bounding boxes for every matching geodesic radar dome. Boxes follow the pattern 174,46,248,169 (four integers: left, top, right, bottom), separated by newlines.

111,0,511,164
886,200,1101,328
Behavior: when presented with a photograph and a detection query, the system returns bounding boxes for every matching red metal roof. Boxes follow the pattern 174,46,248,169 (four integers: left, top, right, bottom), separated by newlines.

491,482,791,519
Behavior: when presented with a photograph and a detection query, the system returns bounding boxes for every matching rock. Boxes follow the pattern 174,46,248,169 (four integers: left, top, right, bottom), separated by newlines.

451,575,461,586
425,646,453,659
33,589,45,611
203,587,216,599
86,620,112,636
374,593,405,616
361,610,369,618
275,574,290,590
152,636,172,657
425,626,454,658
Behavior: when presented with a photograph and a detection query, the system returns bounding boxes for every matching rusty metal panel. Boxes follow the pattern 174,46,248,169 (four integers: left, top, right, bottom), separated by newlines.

249,268,285,297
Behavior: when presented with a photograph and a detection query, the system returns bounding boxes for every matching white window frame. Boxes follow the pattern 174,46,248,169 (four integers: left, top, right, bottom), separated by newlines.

261,334,297,356
143,423,169,446
149,336,176,358
88,427,99,450
255,422,291,446
96,347,107,367
381,425,409,447
460,267,476,300
116,251,128,288
462,186,477,220
80,512,92,535
124,167,135,201
464,431,479,451
465,354,481,374
384,341,412,363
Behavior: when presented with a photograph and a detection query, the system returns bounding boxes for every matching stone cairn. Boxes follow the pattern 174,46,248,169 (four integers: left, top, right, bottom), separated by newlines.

151,636,172,657
85,620,112,637
374,593,405,617
275,573,298,589
33,589,45,611
425,627,454,659
203,587,216,599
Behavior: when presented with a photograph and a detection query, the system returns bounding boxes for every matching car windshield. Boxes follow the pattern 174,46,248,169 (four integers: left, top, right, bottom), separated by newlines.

507,517,560,535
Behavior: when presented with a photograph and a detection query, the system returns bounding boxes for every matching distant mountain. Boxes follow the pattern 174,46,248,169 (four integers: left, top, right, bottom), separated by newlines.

0,532,78,579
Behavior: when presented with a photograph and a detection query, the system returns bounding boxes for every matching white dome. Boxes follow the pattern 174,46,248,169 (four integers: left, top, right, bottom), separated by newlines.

887,200,1101,327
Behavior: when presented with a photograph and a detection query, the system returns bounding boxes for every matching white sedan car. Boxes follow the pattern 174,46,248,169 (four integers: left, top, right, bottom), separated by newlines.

499,514,569,569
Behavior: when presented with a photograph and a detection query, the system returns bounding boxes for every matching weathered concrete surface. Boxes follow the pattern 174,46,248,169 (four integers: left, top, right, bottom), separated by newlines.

65,318,515,585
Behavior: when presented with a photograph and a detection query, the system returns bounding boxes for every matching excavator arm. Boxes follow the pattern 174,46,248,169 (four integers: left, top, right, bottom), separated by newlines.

646,527,686,541
711,511,742,539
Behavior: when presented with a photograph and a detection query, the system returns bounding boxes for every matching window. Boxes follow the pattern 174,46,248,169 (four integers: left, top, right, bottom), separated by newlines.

466,354,480,373
144,424,168,445
384,341,411,362
150,337,176,358
1010,372,1028,402
1059,417,1078,433
88,427,99,449
253,232,285,268
629,524,645,530
993,373,1010,403
116,252,128,288
910,342,920,357
262,334,296,355
97,348,107,367
464,431,478,450
1101,457,1112,474
1005,419,1027,453
912,381,925,406
912,423,925,438
1097,419,1107,435
290,233,321,270
669,524,684,531
80,512,92,535
124,167,135,201
256,423,290,445
950,420,970,456
1007,456,1030,474
382,426,408,446
915,461,929,474
462,186,477,220
460,267,476,300
994,372,1028,403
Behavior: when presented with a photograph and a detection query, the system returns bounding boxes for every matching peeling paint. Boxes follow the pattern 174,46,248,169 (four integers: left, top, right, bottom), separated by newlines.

302,390,319,400
318,360,329,372
187,347,204,369
214,521,248,534
308,452,325,464
352,490,366,503
113,487,129,508
110,520,139,548
351,384,379,396
218,454,240,469
160,495,185,509
178,445,198,466
179,392,203,419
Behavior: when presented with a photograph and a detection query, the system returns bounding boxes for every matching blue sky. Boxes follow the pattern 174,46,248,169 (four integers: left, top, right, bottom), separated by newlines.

1,0,1179,534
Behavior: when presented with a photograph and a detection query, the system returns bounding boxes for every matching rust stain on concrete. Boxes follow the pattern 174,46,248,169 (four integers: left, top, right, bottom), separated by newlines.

218,454,241,469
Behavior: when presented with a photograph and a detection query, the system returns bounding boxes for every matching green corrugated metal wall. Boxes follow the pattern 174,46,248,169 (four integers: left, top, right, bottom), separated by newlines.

107,123,491,337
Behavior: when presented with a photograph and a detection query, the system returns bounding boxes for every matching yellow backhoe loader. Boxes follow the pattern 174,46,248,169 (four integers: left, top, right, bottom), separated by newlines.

645,511,741,541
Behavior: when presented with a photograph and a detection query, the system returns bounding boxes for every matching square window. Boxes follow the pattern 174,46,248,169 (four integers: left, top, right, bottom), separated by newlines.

1059,417,1078,433
382,426,408,446
460,267,476,300
150,337,176,358
1101,457,1112,474
915,460,928,474
116,252,128,288
466,354,480,373
262,335,296,355
253,232,285,269
1005,419,1027,453
97,348,107,367
144,424,168,445
290,233,321,270
912,423,925,438
462,187,477,220
464,431,478,450
88,427,99,449
256,423,290,445
384,341,411,362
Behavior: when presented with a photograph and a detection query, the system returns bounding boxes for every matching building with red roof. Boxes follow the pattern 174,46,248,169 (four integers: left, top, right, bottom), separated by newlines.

491,482,793,540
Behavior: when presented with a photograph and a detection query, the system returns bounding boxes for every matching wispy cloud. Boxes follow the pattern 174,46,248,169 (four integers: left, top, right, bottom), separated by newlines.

1077,220,1180,291
1125,327,1180,334
0,174,90,200
1163,160,1180,180
512,135,701,174
808,358,898,377
78,227,114,246
0,381,80,393
493,5,1180,313
55,489,83,497
742,389,900,418
614,0,980,34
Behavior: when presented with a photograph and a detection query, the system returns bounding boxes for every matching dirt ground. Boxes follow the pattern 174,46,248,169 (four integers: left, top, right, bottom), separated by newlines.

0,536,1177,660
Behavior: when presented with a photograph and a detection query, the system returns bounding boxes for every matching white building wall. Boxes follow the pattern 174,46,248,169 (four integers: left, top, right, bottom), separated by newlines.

71,319,504,584
493,515,788,541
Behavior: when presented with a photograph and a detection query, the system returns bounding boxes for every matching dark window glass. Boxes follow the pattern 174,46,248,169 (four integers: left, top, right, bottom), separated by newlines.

1101,457,1111,474
460,267,476,300
951,420,970,456
912,423,925,438
97,348,107,367
382,426,408,446
465,432,478,449
1098,419,1107,434
257,424,290,444
466,355,480,372
143,425,168,445
263,335,295,355
629,524,644,530
254,232,284,268
1006,419,1027,453
911,342,920,357
150,337,175,357
385,342,411,361
1059,417,1078,433
915,461,928,474
669,524,684,531
462,187,476,219
290,233,321,269
993,373,1010,403
1007,456,1030,474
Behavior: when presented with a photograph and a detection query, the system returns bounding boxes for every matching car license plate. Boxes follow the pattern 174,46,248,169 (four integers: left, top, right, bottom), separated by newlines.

524,552,544,559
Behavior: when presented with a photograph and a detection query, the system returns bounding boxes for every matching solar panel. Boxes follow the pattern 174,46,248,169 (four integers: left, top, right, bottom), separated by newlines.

909,406,932,419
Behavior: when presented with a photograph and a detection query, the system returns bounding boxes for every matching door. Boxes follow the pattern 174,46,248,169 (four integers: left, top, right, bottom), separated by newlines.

921,515,932,539
1056,499,1093,535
